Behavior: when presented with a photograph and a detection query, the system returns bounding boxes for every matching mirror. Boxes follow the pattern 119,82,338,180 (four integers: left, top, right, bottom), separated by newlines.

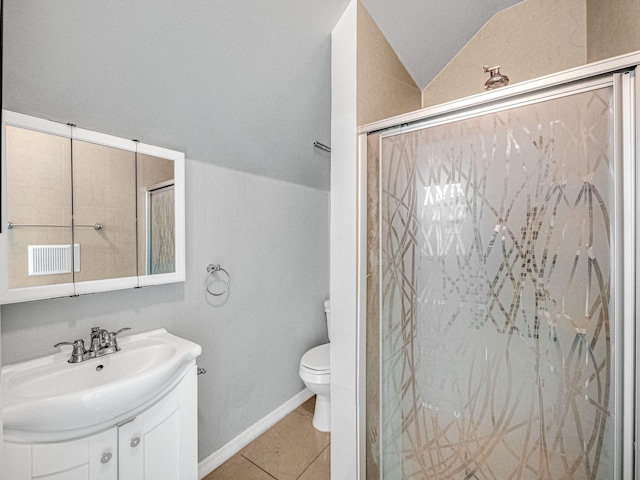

137,154,176,277
0,110,185,303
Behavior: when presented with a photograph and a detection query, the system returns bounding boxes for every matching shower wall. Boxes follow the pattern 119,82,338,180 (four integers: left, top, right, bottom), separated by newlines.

357,1,421,125
422,0,640,109
587,0,640,63
422,0,587,107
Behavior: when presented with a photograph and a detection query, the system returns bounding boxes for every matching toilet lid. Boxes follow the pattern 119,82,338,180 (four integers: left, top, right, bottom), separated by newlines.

301,343,330,371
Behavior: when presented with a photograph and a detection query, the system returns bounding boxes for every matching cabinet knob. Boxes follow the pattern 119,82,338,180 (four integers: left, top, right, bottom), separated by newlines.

130,436,141,448
101,452,112,464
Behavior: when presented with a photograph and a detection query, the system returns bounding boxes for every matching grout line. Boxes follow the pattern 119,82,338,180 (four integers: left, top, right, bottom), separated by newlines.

239,454,279,480
294,443,331,479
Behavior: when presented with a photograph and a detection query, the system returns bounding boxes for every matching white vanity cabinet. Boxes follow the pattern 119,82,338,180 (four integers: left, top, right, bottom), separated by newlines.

4,427,118,480
3,365,198,480
118,365,198,480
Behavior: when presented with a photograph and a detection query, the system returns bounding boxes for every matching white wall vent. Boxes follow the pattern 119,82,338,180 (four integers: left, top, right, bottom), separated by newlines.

28,244,80,276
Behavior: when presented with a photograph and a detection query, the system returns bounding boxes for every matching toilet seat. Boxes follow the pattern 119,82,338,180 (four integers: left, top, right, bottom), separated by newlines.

300,343,329,372
299,343,330,385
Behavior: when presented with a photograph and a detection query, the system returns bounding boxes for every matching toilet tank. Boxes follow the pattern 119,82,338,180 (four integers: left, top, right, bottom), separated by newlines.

324,299,331,341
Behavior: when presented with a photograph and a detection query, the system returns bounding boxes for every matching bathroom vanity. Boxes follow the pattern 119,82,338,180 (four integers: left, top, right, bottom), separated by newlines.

1,329,201,480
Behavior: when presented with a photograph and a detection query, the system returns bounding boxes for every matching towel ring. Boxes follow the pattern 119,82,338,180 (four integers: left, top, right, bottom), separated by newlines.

206,264,230,296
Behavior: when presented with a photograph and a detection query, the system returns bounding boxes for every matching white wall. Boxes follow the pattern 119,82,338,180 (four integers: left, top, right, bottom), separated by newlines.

331,2,361,478
0,159,330,460
0,311,3,475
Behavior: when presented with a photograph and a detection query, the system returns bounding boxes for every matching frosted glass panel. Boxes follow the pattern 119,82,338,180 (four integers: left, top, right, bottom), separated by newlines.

148,186,175,275
380,86,615,479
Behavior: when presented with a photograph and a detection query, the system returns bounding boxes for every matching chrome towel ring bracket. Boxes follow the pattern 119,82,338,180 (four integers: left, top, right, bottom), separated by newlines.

205,264,230,296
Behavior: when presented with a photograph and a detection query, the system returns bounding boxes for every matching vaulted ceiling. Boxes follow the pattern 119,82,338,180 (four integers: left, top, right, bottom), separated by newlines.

3,1,522,191
362,0,523,89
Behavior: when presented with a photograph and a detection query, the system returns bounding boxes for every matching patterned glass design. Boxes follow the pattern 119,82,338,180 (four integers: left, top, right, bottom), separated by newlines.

149,186,175,275
379,86,616,479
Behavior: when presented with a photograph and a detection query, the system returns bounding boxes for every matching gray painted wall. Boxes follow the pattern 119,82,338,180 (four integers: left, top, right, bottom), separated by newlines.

1,0,332,460
1,160,330,458
2,0,344,191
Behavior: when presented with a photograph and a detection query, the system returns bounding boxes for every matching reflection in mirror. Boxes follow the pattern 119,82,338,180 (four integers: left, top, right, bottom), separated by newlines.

73,140,137,282
5,126,73,289
137,154,175,276
1,110,185,303
147,183,175,274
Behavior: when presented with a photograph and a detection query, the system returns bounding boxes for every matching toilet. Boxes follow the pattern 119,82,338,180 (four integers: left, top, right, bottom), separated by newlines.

299,299,331,432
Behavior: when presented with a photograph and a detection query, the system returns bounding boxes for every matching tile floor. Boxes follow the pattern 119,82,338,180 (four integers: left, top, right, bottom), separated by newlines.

204,396,330,480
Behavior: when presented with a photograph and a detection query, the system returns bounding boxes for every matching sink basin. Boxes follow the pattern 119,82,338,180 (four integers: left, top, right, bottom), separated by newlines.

2,328,201,443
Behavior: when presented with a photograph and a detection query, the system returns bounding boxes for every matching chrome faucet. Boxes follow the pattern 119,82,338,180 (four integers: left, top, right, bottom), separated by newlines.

89,327,113,355
55,326,131,363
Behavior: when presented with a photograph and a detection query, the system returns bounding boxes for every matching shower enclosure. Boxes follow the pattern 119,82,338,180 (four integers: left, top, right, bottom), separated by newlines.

362,61,638,479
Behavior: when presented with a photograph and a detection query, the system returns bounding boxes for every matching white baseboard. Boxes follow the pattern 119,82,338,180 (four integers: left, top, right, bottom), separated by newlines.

198,388,314,479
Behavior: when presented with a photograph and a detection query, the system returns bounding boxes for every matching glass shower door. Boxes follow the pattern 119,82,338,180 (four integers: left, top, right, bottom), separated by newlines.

379,82,620,479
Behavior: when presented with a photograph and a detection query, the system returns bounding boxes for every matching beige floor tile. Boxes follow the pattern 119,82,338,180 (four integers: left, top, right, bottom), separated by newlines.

298,445,330,480
240,410,330,480
203,454,275,480
296,395,316,419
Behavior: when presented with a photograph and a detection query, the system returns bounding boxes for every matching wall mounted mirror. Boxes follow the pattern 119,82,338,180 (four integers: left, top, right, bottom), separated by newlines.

0,110,185,303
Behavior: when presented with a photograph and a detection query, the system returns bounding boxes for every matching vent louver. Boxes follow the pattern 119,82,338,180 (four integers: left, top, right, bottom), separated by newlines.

28,244,80,276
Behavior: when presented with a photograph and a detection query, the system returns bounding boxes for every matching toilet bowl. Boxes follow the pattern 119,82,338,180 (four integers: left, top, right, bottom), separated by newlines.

299,299,331,432
299,343,330,431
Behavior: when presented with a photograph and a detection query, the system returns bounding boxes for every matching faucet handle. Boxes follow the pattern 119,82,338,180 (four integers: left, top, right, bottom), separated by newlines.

54,339,86,352
106,327,131,351
54,339,87,363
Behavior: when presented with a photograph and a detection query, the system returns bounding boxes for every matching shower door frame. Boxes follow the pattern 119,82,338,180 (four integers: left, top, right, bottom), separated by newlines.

356,51,640,479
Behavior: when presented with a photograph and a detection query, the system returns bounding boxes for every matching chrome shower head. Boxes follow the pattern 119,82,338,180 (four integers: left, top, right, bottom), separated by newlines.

483,65,509,90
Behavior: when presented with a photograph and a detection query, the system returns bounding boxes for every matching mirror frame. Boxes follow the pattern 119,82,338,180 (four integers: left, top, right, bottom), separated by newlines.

0,110,185,303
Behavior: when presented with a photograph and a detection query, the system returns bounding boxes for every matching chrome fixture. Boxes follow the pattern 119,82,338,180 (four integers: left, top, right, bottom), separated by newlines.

7,222,103,230
52,339,88,363
483,65,509,90
313,141,331,153
205,263,231,296
55,326,131,363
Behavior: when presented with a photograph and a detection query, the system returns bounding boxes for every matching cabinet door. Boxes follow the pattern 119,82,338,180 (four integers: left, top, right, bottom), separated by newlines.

118,416,144,480
72,140,137,283
118,387,180,480
3,428,117,480
4,124,74,294
89,427,118,479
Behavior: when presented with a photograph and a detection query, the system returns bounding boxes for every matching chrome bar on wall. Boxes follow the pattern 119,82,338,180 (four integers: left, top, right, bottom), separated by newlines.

7,222,103,230
313,141,331,153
